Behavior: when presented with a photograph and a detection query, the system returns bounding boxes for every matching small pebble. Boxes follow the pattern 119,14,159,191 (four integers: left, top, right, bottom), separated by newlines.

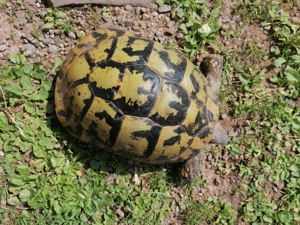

135,6,141,15
157,37,165,43
140,7,146,13
125,20,132,27
291,17,300,24
167,20,175,28
151,12,159,17
263,25,271,31
39,10,47,18
165,27,176,36
24,0,37,13
207,153,213,161
142,14,150,20
68,31,76,40
42,38,50,45
53,36,62,44
115,208,124,218
0,45,7,52
124,5,133,11
155,30,162,37
13,12,27,29
118,8,125,15
158,4,171,13
25,44,37,56
49,44,58,53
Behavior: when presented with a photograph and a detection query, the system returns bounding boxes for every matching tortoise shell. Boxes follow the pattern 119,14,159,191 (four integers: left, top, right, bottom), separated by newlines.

55,28,219,164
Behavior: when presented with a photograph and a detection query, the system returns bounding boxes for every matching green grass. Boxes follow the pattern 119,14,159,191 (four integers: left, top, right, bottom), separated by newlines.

1,0,300,224
0,54,173,224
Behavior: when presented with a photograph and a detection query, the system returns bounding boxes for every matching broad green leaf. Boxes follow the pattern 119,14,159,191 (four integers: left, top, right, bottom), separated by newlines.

50,157,65,168
32,145,47,158
43,22,54,29
9,178,25,186
0,112,9,128
4,84,24,96
30,159,46,171
7,196,21,206
273,57,286,66
19,189,31,202
22,64,33,75
9,53,20,64
16,164,29,175
178,23,188,34
52,200,62,214
284,66,299,82
210,7,220,18
39,137,55,149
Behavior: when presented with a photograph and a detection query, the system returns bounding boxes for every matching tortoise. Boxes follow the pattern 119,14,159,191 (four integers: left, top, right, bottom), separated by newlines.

55,28,228,180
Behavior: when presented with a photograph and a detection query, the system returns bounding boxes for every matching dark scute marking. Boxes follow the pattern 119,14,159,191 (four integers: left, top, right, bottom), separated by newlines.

163,126,187,152
150,81,189,126
84,52,96,70
109,28,127,37
85,120,99,142
163,135,181,147
168,101,182,113
174,126,185,134
97,60,126,78
57,109,68,118
77,43,90,50
131,124,162,158
185,108,208,136
91,31,107,39
91,31,110,49
103,36,118,61
157,50,187,82
65,121,84,140
113,65,162,117
69,74,89,89
207,109,214,122
90,82,120,101
190,72,200,98
137,86,149,95
122,37,154,65
79,95,94,121
94,102,124,146
198,126,211,139
89,60,126,101
57,102,73,119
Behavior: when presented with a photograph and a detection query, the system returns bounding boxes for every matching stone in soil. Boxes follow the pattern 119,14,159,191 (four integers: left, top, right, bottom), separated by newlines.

25,44,37,56
48,44,58,53
158,4,171,13
0,45,7,52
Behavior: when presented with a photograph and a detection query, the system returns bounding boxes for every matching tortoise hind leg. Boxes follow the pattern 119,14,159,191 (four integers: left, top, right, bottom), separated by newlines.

178,151,204,181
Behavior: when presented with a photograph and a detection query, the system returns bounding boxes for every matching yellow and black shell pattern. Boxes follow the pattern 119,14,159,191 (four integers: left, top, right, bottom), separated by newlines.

55,28,219,164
